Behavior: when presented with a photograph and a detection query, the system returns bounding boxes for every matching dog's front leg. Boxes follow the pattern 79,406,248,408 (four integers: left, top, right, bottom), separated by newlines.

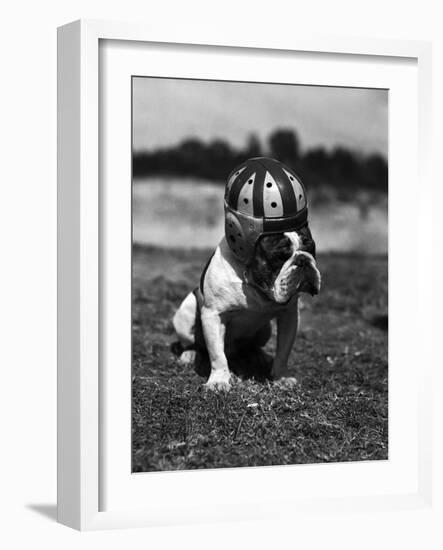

271,305,299,383
200,307,231,391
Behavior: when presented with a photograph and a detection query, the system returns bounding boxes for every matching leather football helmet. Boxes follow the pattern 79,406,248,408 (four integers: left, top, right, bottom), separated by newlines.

224,157,309,264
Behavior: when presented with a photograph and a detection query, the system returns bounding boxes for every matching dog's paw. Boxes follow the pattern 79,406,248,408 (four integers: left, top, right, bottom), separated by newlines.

205,371,231,392
273,376,298,389
178,350,197,366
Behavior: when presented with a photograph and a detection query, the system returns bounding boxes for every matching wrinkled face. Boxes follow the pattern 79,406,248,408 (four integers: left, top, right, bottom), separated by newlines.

248,226,321,303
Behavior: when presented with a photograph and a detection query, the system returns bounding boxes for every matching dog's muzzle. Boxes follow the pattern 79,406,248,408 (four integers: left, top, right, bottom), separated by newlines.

272,252,321,303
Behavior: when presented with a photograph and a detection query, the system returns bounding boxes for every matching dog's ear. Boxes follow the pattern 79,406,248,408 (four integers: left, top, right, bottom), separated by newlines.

298,225,316,259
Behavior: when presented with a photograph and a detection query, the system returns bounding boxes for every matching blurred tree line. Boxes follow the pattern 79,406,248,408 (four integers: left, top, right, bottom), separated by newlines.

133,129,387,197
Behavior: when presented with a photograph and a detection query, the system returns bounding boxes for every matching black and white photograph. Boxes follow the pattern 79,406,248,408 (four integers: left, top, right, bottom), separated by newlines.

131,76,388,472
5,0,440,542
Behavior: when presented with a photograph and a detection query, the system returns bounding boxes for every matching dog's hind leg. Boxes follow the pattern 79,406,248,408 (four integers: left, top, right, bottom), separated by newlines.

229,322,273,380
251,322,272,348
172,291,206,366
173,291,197,347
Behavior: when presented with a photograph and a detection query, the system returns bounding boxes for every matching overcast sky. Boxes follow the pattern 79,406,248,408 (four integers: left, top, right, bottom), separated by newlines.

133,77,388,158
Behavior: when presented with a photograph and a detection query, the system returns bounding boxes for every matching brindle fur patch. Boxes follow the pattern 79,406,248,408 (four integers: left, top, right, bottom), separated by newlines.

249,234,293,292
249,226,316,293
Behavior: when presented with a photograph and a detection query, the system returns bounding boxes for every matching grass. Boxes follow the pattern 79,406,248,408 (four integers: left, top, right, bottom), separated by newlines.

132,245,388,472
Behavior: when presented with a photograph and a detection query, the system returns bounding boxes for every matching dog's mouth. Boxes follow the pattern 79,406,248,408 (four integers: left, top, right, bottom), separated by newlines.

271,252,321,303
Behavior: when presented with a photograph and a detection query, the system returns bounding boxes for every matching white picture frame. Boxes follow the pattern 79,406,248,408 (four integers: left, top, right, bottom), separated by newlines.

57,19,433,531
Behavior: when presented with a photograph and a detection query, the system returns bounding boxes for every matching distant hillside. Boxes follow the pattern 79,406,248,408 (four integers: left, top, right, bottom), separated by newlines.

133,128,388,200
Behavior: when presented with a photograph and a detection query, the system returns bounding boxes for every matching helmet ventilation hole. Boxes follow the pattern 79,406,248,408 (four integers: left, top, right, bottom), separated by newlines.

271,202,277,208
266,182,272,188
229,235,236,243
299,194,303,200
248,179,253,184
243,198,249,204
289,176,294,181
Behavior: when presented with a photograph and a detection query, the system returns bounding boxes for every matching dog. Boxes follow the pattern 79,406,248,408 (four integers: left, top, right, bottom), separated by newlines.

172,225,321,391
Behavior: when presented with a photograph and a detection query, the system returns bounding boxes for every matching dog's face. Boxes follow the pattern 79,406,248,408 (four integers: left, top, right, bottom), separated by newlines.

248,226,321,303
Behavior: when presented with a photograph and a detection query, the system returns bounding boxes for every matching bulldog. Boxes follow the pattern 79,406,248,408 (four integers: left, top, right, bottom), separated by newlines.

172,225,321,391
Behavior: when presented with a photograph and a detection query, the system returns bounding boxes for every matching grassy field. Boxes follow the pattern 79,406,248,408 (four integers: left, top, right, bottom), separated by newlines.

132,245,388,472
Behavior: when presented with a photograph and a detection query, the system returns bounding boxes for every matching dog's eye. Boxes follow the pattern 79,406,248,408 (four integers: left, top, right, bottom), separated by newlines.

300,237,316,258
271,241,292,259
275,247,291,260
